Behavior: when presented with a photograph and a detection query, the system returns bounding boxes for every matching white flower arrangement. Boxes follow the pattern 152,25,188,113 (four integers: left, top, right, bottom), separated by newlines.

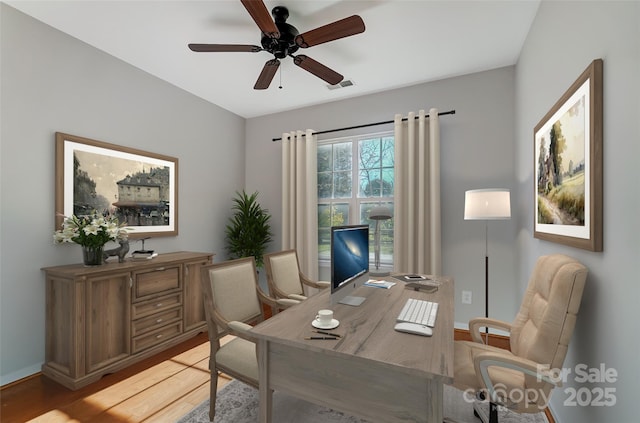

54,212,128,248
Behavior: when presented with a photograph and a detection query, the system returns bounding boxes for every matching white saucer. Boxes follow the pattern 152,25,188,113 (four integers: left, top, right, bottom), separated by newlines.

311,318,340,330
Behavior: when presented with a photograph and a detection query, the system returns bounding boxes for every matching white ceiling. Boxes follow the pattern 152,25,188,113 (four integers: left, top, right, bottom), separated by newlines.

6,0,540,118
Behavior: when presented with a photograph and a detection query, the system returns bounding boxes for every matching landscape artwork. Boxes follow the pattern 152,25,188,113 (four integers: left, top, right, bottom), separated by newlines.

535,87,588,230
56,133,178,237
533,59,602,251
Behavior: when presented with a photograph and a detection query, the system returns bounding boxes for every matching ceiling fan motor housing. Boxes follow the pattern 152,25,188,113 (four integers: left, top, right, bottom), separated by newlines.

261,6,299,59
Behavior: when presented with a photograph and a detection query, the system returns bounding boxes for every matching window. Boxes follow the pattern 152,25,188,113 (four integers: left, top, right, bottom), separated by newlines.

317,133,394,266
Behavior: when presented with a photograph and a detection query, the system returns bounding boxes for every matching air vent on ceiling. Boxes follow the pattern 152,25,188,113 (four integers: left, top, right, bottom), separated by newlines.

327,79,355,90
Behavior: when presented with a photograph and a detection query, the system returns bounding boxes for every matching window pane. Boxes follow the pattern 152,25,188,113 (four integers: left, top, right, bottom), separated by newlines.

331,203,349,226
318,203,346,260
381,137,394,167
318,204,331,228
359,169,382,197
318,203,350,260
317,144,332,172
318,172,332,199
333,142,352,171
333,171,352,198
382,168,394,197
358,139,380,169
380,227,394,262
318,228,331,259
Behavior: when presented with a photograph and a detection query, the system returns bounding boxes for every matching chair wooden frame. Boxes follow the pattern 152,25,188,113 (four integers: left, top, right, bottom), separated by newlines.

200,257,297,421
264,249,330,301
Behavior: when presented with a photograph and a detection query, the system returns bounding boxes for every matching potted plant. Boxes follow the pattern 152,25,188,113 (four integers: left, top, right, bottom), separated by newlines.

225,190,273,268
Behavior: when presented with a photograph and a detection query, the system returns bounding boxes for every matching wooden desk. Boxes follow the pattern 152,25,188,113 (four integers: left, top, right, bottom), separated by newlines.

251,276,454,423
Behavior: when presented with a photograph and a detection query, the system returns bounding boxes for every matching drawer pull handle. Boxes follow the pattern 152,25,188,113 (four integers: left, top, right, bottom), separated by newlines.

156,334,163,339
155,267,166,271
156,318,163,323
156,303,163,307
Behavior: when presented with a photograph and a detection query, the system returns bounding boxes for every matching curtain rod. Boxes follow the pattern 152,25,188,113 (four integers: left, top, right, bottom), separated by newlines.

271,109,455,142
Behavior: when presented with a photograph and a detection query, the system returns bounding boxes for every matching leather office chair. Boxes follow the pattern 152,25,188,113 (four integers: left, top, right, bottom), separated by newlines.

264,249,330,301
451,254,587,423
200,257,298,421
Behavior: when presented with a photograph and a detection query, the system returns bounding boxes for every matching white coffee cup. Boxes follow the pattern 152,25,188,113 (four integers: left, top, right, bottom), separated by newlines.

315,309,333,325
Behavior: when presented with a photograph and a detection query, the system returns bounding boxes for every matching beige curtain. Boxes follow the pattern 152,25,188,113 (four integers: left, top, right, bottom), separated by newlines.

281,129,319,279
393,108,442,275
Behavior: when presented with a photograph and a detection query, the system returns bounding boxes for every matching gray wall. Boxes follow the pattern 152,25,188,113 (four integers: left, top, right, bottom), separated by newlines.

515,1,639,422
0,4,245,384
246,66,520,327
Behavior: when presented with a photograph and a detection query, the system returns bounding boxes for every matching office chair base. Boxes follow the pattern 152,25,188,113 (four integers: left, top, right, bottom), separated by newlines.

472,400,500,423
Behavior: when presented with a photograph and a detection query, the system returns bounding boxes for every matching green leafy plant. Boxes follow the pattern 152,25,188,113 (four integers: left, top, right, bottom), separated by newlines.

225,191,273,268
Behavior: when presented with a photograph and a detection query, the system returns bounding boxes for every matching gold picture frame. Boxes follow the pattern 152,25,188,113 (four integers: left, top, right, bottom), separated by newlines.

55,132,178,238
533,59,602,251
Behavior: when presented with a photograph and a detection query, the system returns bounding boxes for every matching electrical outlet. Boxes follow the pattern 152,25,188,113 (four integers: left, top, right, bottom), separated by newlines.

462,290,472,304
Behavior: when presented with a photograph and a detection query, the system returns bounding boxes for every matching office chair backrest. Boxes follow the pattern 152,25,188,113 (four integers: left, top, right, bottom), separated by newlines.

510,254,587,388
203,257,263,326
265,250,304,297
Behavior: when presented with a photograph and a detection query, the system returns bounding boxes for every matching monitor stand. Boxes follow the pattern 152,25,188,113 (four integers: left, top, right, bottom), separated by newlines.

339,296,366,306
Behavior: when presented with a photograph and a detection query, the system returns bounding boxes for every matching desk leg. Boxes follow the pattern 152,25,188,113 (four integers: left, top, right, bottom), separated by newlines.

428,382,444,422
257,339,272,423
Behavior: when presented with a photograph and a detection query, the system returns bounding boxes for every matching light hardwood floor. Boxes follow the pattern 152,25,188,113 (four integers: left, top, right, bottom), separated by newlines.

0,332,225,423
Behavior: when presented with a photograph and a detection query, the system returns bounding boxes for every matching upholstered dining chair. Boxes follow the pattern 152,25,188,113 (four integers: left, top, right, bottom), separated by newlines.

200,257,298,421
450,254,588,423
264,249,330,301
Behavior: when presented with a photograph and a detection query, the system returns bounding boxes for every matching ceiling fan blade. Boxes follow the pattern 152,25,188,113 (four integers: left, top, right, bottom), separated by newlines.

293,55,343,85
295,15,365,48
188,44,262,53
240,0,280,39
254,59,280,90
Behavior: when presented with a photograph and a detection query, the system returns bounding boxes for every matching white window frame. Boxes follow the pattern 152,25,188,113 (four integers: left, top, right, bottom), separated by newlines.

317,131,394,268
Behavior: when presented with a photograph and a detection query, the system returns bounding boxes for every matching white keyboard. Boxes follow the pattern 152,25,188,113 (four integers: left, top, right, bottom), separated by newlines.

397,298,439,328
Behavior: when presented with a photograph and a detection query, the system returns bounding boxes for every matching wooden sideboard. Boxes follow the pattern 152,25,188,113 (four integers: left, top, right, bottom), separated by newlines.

42,251,214,390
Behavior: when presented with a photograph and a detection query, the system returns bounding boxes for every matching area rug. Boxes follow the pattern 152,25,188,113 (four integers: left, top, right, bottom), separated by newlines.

177,380,549,423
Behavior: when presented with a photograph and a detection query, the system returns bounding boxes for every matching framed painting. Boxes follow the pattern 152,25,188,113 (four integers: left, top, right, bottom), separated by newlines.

55,132,178,238
533,59,602,251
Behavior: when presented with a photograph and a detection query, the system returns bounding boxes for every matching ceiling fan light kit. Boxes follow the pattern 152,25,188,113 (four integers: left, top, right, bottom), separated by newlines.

188,0,365,90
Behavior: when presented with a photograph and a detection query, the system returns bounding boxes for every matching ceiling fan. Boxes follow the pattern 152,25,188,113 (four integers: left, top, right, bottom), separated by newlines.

188,0,365,90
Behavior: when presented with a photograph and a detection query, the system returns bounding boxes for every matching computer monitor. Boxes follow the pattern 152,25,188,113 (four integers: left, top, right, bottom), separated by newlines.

330,224,370,306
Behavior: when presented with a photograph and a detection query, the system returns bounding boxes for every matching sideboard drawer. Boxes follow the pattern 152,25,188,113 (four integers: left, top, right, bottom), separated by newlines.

132,306,182,337
132,292,182,320
132,321,183,354
134,266,181,300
